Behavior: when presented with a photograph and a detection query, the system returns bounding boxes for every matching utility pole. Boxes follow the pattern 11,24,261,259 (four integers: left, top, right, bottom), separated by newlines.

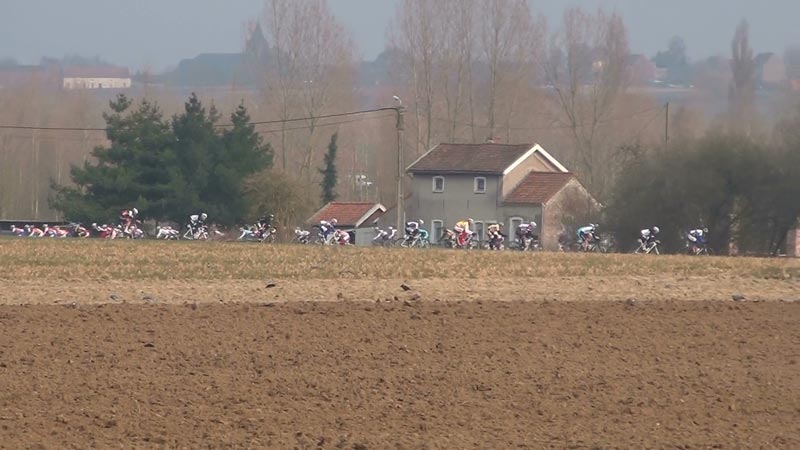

395,101,406,233
664,102,670,152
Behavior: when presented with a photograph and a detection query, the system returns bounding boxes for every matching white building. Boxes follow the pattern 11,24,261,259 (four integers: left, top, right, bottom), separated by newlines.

62,66,131,90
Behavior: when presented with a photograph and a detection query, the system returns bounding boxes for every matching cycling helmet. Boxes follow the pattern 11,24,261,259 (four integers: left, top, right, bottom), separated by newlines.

468,218,474,224
530,221,538,228
132,208,138,215
419,219,424,225
703,228,709,234
331,218,338,225
653,226,660,234
200,213,208,220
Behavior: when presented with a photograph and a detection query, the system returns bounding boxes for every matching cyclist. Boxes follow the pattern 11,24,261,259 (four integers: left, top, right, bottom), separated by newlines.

454,218,474,247
516,221,538,250
687,227,709,253
405,219,424,244
639,226,660,248
319,218,338,243
487,223,505,250
187,212,208,237
577,223,598,251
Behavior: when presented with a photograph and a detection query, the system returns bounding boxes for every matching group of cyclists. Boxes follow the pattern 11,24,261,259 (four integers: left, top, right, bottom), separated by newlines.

9,208,144,240
371,217,541,251
10,223,90,238
237,214,278,243
368,218,710,254
7,204,712,254
573,223,710,254
9,207,219,241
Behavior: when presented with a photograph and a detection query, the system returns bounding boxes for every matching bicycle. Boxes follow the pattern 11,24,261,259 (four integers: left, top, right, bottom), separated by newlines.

687,242,712,255
634,239,661,255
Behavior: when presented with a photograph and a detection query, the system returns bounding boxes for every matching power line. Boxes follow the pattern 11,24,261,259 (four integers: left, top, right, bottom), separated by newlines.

242,107,396,128
257,113,396,134
0,124,107,132
0,107,398,132
433,106,664,132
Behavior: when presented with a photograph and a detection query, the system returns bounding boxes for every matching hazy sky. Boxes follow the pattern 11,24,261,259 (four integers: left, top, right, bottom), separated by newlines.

2,0,800,71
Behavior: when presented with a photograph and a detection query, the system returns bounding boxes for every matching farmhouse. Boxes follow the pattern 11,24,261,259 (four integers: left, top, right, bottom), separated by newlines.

405,143,597,250
307,202,386,246
62,66,131,90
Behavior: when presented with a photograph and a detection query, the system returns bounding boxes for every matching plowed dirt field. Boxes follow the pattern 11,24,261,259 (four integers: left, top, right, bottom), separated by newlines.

0,240,798,448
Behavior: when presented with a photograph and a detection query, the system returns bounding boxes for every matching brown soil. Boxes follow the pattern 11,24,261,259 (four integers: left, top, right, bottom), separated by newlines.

0,285,798,448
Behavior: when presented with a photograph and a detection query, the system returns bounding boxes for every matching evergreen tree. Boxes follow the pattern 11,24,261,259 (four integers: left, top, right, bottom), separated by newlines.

319,133,338,205
170,95,272,225
214,103,274,224
171,93,221,221
52,94,273,226
51,94,179,223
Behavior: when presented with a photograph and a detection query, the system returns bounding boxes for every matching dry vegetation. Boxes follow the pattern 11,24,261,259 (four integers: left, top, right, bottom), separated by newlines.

2,238,800,282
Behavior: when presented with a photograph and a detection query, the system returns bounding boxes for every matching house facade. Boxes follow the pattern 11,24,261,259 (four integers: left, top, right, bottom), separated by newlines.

405,143,597,250
755,53,787,88
627,54,657,86
62,66,131,90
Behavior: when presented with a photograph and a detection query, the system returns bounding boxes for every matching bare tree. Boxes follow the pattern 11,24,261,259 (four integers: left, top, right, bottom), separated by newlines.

478,0,543,140
543,7,631,198
438,0,476,143
391,0,440,154
729,19,756,135
392,0,545,148
261,0,356,177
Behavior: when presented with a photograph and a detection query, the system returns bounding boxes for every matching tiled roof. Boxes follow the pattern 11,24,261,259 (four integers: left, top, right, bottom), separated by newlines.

62,66,130,79
307,202,385,228
407,143,533,174
504,171,575,204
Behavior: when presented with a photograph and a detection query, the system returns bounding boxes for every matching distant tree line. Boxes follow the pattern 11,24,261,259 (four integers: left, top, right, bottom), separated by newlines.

605,127,800,255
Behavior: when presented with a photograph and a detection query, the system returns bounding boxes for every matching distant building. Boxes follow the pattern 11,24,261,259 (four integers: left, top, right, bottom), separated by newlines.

754,52,786,88
626,54,657,86
785,61,800,92
403,143,598,250
62,66,131,90
307,202,387,246
161,23,271,87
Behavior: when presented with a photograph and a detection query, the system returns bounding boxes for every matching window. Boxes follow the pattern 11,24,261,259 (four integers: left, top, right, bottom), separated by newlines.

432,176,445,193
474,177,486,194
473,221,485,244
431,220,444,244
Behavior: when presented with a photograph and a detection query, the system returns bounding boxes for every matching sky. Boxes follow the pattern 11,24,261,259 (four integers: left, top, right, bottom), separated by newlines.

2,0,800,71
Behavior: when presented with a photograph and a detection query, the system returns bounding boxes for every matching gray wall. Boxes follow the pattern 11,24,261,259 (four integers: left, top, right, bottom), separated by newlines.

408,174,501,241
407,173,543,243
500,205,542,238
354,227,377,246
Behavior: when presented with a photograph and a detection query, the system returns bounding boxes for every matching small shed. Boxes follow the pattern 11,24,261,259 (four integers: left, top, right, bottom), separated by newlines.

504,171,599,250
307,202,386,246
